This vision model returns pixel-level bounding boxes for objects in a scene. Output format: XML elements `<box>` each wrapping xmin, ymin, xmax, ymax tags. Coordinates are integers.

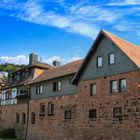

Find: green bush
<box><xmin>0</xmin><ymin>128</ymin><xmax>16</xmax><ymax>138</ymax></box>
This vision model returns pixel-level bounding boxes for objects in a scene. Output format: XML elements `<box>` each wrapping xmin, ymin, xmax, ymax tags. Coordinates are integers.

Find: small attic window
<box><xmin>97</xmin><ymin>56</ymin><xmax>103</xmax><ymax>67</ymax></box>
<box><xmin>109</xmin><ymin>53</ymin><xmax>115</xmax><ymax>65</ymax></box>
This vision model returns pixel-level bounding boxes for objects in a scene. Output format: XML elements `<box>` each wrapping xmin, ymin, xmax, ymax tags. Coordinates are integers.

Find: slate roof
<box><xmin>73</xmin><ymin>30</ymin><xmax>140</xmax><ymax>85</ymax></box>
<box><xmin>29</xmin><ymin>59</ymin><xmax>83</xmax><ymax>84</ymax></box>
<box><xmin>103</xmin><ymin>30</ymin><xmax>140</xmax><ymax>68</ymax></box>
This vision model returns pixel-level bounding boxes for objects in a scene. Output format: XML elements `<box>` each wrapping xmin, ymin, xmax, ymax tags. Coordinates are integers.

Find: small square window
<box><xmin>31</xmin><ymin>112</ymin><xmax>35</xmax><ymax>124</ymax></box>
<box><xmin>69</xmin><ymin>78</ymin><xmax>73</xmax><ymax>84</ymax></box>
<box><xmin>53</xmin><ymin>82</ymin><xmax>61</xmax><ymax>92</ymax></box>
<box><xmin>113</xmin><ymin>107</ymin><xmax>122</xmax><ymax>121</ymax></box>
<box><xmin>22</xmin><ymin>113</ymin><xmax>26</xmax><ymax>124</ymax></box>
<box><xmin>40</xmin><ymin>103</ymin><xmax>45</xmax><ymax>115</ymax></box>
<box><xmin>16</xmin><ymin>113</ymin><xmax>20</xmax><ymax>124</ymax></box>
<box><xmin>110</xmin><ymin>80</ymin><xmax>118</xmax><ymax>93</ymax></box>
<box><xmin>119</xmin><ymin>79</ymin><xmax>126</xmax><ymax>92</ymax></box>
<box><xmin>65</xmin><ymin>110</ymin><xmax>71</xmax><ymax>119</ymax></box>
<box><xmin>109</xmin><ymin>53</ymin><xmax>115</xmax><ymax>65</ymax></box>
<box><xmin>48</xmin><ymin>102</ymin><xmax>54</xmax><ymax>116</ymax></box>
<box><xmin>97</xmin><ymin>56</ymin><xmax>103</xmax><ymax>67</ymax></box>
<box><xmin>89</xmin><ymin>109</ymin><xmax>97</xmax><ymax>119</ymax></box>
<box><xmin>90</xmin><ymin>84</ymin><xmax>96</xmax><ymax>96</ymax></box>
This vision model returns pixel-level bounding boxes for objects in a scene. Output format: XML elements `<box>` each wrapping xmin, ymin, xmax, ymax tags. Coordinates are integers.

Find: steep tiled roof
<box><xmin>29</xmin><ymin>59</ymin><xmax>83</xmax><ymax>84</ymax></box>
<box><xmin>3</xmin><ymin>62</ymin><xmax>53</xmax><ymax>89</ymax></box>
<box><xmin>32</xmin><ymin>62</ymin><xmax>53</xmax><ymax>69</ymax></box>
<box><xmin>3</xmin><ymin>76</ymin><xmax>32</xmax><ymax>89</ymax></box>
<box><xmin>11</xmin><ymin>62</ymin><xmax>53</xmax><ymax>74</ymax></box>
<box><xmin>103</xmin><ymin>30</ymin><xmax>140</xmax><ymax>68</ymax></box>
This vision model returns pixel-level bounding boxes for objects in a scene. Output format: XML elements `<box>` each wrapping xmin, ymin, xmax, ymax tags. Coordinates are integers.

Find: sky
<box><xmin>0</xmin><ymin>0</ymin><xmax>140</xmax><ymax>65</ymax></box>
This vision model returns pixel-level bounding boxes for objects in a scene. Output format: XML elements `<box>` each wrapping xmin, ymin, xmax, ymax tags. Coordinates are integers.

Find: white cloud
<box><xmin>45</xmin><ymin>55</ymin><xmax>82</xmax><ymax>65</ymax></box>
<box><xmin>67</xmin><ymin>56</ymin><xmax>82</xmax><ymax>63</ymax></box>
<box><xmin>16</xmin><ymin>0</ymin><xmax>99</xmax><ymax>38</ymax></box>
<box><xmin>107</xmin><ymin>0</ymin><xmax>140</xmax><ymax>6</ymax></box>
<box><xmin>70</xmin><ymin>5</ymin><xmax>120</xmax><ymax>23</ymax></box>
<box><xmin>0</xmin><ymin>55</ymin><xmax>29</xmax><ymax>64</ymax></box>
<box><xmin>0</xmin><ymin>54</ymin><xmax>83</xmax><ymax>65</ymax></box>
<box><xmin>45</xmin><ymin>56</ymin><xmax>64</xmax><ymax>65</ymax></box>
<box><xmin>0</xmin><ymin>0</ymin><xmax>140</xmax><ymax>38</ymax></box>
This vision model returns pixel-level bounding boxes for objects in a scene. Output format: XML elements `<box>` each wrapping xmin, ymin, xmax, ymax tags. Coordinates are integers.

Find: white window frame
<box><xmin>97</xmin><ymin>56</ymin><xmax>103</xmax><ymax>67</ymax></box>
<box><xmin>109</xmin><ymin>53</ymin><xmax>115</xmax><ymax>65</ymax></box>
<box><xmin>90</xmin><ymin>84</ymin><xmax>96</xmax><ymax>96</ymax></box>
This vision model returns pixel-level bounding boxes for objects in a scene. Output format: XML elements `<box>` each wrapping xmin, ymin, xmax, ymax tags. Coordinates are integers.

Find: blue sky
<box><xmin>0</xmin><ymin>0</ymin><xmax>140</xmax><ymax>64</ymax></box>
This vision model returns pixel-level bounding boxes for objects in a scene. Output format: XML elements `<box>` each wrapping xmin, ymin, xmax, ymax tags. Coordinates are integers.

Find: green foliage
<box><xmin>0</xmin><ymin>63</ymin><xmax>26</xmax><ymax>73</ymax></box>
<box><xmin>0</xmin><ymin>128</ymin><xmax>16</xmax><ymax>138</ymax></box>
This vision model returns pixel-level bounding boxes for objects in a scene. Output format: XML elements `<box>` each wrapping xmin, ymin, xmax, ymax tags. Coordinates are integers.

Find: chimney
<box><xmin>53</xmin><ymin>60</ymin><xmax>60</xmax><ymax>67</ymax></box>
<box><xmin>29</xmin><ymin>53</ymin><xmax>38</xmax><ymax>65</ymax></box>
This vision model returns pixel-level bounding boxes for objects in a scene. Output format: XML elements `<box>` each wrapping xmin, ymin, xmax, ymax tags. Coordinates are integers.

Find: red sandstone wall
<box><xmin>1</xmin><ymin>71</ymin><xmax>140</xmax><ymax>140</ymax></box>
<box><xmin>0</xmin><ymin>104</ymin><xmax>28</xmax><ymax>139</ymax></box>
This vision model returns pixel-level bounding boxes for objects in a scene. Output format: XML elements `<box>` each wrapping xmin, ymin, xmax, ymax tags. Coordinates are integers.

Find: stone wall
<box><xmin>1</xmin><ymin>71</ymin><xmax>140</xmax><ymax>140</ymax></box>
<box><xmin>0</xmin><ymin>103</ymin><xmax>28</xmax><ymax>139</ymax></box>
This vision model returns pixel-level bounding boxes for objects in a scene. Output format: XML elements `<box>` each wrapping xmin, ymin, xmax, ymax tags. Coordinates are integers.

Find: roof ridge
<box><xmin>102</xmin><ymin>30</ymin><xmax>140</xmax><ymax>49</ymax></box>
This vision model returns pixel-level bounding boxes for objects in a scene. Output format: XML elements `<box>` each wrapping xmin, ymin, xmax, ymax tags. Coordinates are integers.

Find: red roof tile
<box><xmin>29</xmin><ymin>60</ymin><xmax>83</xmax><ymax>84</ymax></box>
<box><xmin>103</xmin><ymin>30</ymin><xmax>140</xmax><ymax>68</ymax></box>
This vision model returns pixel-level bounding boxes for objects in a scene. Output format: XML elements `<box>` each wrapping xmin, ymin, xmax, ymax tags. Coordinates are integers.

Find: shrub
<box><xmin>0</xmin><ymin>128</ymin><xmax>16</xmax><ymax>138</ymax></box>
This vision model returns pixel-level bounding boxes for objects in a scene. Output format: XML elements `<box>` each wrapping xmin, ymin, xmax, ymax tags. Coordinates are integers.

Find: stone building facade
<box><xmin>1</xmin><ymin>30</ymin><xmax>140</xmax><ymax>140</ymax></box>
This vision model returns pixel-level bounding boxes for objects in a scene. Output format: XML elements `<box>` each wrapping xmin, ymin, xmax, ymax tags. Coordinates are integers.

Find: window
<box><xmin>89</xmin><ymin>109</ymin><xmax>97</xmax><ymax>119</ymax></box>
<box><xmin>31</xmin><ymin>112</ymin><xmax>35</xmax><ymax>124</ymax></box>
<box><xmin>69</xmin><ymin>78</ymin><xmax>73</xmax><ymax>84</ymax></box>
<box><xmin>97</xmin><ymin>56</ymin><xmax>103</xmax><ymax>67</ymax></box>
<box><xmin>9</xmin><ymin>77</ymin><xmax>12</xmax><ymax>84</ymax></box>
<box><xmin>119</xmin><ymin>79</ymin><xmax>126</xmax><ymax>92</ymax></box>
<box><xmin>109</xmin><ymin>53</ymin><xmax>115</xmax><ymax>64</ymax></box>
<box><xmin>48</xmin><ymin>102</ymin><xmax>54</xmax><ymax>116</ymax></box>
<box><xmin>25</xmin><ymin>71</ymin><xmax>29</xmax><ymax>78</ymax></box>
<box><xmin>110</xmin><ymin>80</ymin><xmax>118</xmax><ymax>93</ymax></box>
<box><xmin>36</xmin><ymin>85</ymin><xmax>43</xmax><ymax>95</ymax></box>
<box><xmin>22</xmin><ymin>113</ymin><xmax>26</xmax><ymax>124</ymax></box>
<box><xmin>65</xmin><ymin>110</ymin><xmax>71</xmax><ymax>119</ymax></box>
<box><xmin>53</xmin><ymin>82</ymin><xmax>61</xmax><ymax>92</ymax></box>
<box><xmin>12</xmin><ymin>88</ymin><xmax>17</xmax><ymax>98</ymax></box>
<box><xmin>16</xmin><ymin>74</ymin><xmax>20</xmax><ymax>82</ymax></box>
<box><xmin>16</xmin><ymin>113</ymin><xmax>20</xmax><ymax>123</ymax></box>
<box><xmin>113</xmin><ymin>107</ymin><xmax>122</xmax><ymax>121</ymax></box>
<box><xmin>40</xmin><ymin>103</ymin><xmax>45</xmax><ymax>115</ymax></box>
<box><xmin>90</xmin><ymin>84</ymin><xmax>96</xmax><ymax>96</ymax></box>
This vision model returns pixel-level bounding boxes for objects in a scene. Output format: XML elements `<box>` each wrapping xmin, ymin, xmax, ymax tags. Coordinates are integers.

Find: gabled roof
<box><xmin>3</xmin><ymin>76</ymin><xmax>33</xmax><ymax>89</ymax></box>
<box><xmin>103</xmin><ymin>30</ymin><xmax>140</xmax><ymax>68</ymax></box>
<box><xmin>3</xmin><ymin>62</ymin><xmax>53</xmax><ymax>89</ymax></box>
<box><xmin>73</xmin><ymin>30</ymin><xmax>140</xmax><ymax>85</ymax></box>
<box><xmin>29</xmin><ymin>59</ymin><xmax>83</xmax><ymax>85</ymax></box>
<box><xmin>11</xmin><ymin>62</ymin><xmax>53</xmax><ymax>74</ymax></box>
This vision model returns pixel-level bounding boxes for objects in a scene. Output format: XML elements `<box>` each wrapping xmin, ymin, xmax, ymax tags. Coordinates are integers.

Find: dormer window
<box><xmin>109</xmin><ymin>53</ymin><xmax>115</xmax><ymax>65</ymax></box>
<box><xmin>25</xmin><ymin>70</ymin><xmax>29</xmax><ymax>78</ymax></box>
<box><xmin>97</xmin><ymin>56</ymin><xmax>103</xmax><ymax>67</ymax></box>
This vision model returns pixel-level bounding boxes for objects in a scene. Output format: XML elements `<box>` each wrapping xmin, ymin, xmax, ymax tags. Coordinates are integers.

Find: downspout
<box><xmin>25</xmin><ymin>86</ymin><xmax>30</xmax><ymax>140</ymax></box>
